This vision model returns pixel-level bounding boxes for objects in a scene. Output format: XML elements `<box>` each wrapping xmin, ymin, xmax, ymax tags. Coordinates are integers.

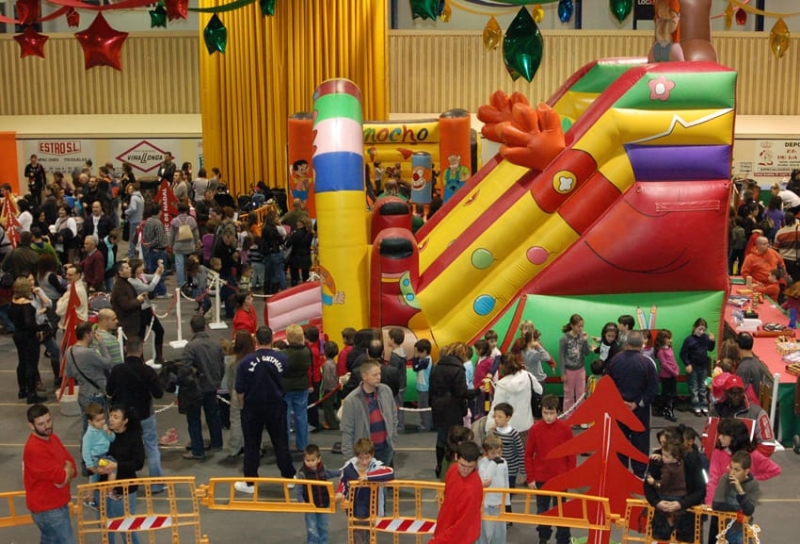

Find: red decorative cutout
<box><xmin>74</xmin><ymin>13</ymin><xmax>129</xmax><ymax>71</ymax></box>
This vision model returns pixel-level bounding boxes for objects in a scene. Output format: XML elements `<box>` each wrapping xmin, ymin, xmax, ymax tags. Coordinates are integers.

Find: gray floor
<box><xmin>1</xmin><ymin>273</ymin><xmax>799</xmax><ymax>543</ymax></box>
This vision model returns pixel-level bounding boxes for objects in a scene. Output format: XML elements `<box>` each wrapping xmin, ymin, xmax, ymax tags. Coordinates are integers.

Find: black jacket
<box><xmin>107</xmin><ymin>356</ymin><xmax>164</xmax><ymax>421</ymax></box>
<box><xmin>644</xmin><ymin>449</ymin><xmax>706</xmax><ymax>509</ymax></box>
<box><xmin>429</xmin><ymin>355</ymin><xmax>470</xmax><ymax>429</ymax></box>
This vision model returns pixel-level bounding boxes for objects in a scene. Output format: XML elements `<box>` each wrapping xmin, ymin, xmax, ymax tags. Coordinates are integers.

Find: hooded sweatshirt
<box><xmin>485</xmin><ymin>370</ymin><xmax>543</xmax><ymax>434</ymax></box>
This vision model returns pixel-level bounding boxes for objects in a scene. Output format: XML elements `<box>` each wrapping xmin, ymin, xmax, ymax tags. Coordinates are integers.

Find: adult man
<box><xmin>110</xmin><ymin>261</ymin><xmax>145</xmax><ymax>341</ymax></box>
<box><xmin>429</xmin><ymin>441</ymin><xmax>483</xmax><ymax>544</ymax></box>
<box><xmin>106</xmin><ymin>336</ymin><xmax>165</xmax><ymax>493</ymax></box>
<box><xmin>1</xmin><ymin>231</ymin><xmax>39</xmax><ymax>279</ymax></box>
<box><xmin>711</xmin><ymin>374</ymin><xmax>775</xmax><ymax>457</ymax></box>
<box><xmin>387</xmin><ymin>328</ymin><xmax>408</xmax><ymax>432</ymax></box>
<box><xmin>65</xmin><ymin>321</ymin><xmax>113</xmax><ymax>439</ymax></box>
<box><xmin>171</xmin><ymin>171</ymin><xmax>189</xmax><ymax>202</ymax></box>
<box><xmin>80</xmin><ymin>236</ymin><xmax>105</xmax><ymax>292</ymax></box>
<box><xmin>157</xmin><ymin>151</ymin><xmax>177</xmax><ymax>183</ymax></box>
<box><xmin>234</xmin><ymin>326</ymin><xmax>295</xmax><ymax>494</ymax></box>
<box><xmin>280</xmin><ymin>198</ymin><xmax>308</xmax><ymax>228</ymax></box>
<box><xmin>56</xmin><ymin>265</ymin><xmax>88</xmax><ymax>328</ymax></box>
<box><xmin>735</xmin><ymin>332</ymin><xmax>764</xmax><ymax>405</ymax></box>
<box><xmin>741</xmin><ymin>235</ymin><xmax>786</xmax><ymax>284</ymax></box>
<box><xmin>169</xmin><ymin>202</ymin><xmax>199</xmax><ymax>287</ymax></box>
<box><xmin>605</xmin><ymin>330</ymin><xmax>659</xmax><ymax>478</ymax></box>
<box><xmin>96</xmin><ymin>309</ymin><xmax>124</xmax><ymax>366</ymax></box>
<box><xmin>97</xmin><ymin>229</ymin><xmax>119</xmax><ymax>292</ymax></box>
<box><xmin>774</xmin><ymin>212</ymin><xmax>800</xmax><ymax>280</ymax></box>
<box><xmin>124</xmin><ymin>182</ymin><xmax>144</xmax><ymax>258</ymax></box>
<box><xmin>192</xmin><ymin>168</ymin><xmax>210</xmax><ymax>205</ymax></box>
<box><xmin>181</xmin><ymin>316</ymin><xmax>225</xmax><ymax>461</ymax></box>
<box><xmin>340</xmin><ymin>359</ymin><xmax>397</xmax><ymax>466</ymax></box>
<box><xmin>141</xmin><ymin>204</ymin><xmax>168</xmax><ymax>297</ymax></box>
<box><xmin>30</xmin><ymin>227</ymin><xmax>60</xmax><ymax>266</ymax></box>
<box><xmin>24</xmin><ymin>154</ymin><xmax>46</xmax><ymax>208</ymax></box>
<box><xmin>23</xmin><ymin>404</ymin><xmax>77</xmax><ymax>544</ymax></box>
<box><xmin>82</xmin><ymin>201</ymin><xmax>112</xmax><ymax>241</ymax></box>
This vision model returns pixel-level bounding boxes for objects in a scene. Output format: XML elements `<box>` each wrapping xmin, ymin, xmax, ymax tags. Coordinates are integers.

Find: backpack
<box><xmin>176</xmin><ymin>219</ymin><xmax>193</xmax><ymax>242</ymax></box>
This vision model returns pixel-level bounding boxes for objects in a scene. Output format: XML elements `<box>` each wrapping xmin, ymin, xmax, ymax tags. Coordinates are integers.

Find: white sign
<box><xmin>110</xmin><ymin>139</ymin><xmax>181</xmax><ymax>175</ymax></box>
<box><xmin>20</xmin><ymin>139</ymin><xmax>97</xmax><ymax>176</ymax></box>
<box><xmin>753</xmin><ymin>139</ymin><xmax>800</xmax><ymax>178</ymax></box>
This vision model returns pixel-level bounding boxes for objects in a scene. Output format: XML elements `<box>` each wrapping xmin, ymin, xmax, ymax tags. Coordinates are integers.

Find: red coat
<box><xmin>430</xmin><ymin>464</ymin><xmax>483</xmax><ymax>544</ymax></box>
<box><xmin>525</xmin><ymin>418</ymin><xmax>576</xmax><ymax>483</ymax></box>
<box><xmin>337</xmin><ymin>345</ymin><xmax>353</xmax><ymax>376</ymax></box>
<box><xmin>307</xmin><ymin>340</ymin><xmax>325</xmax><ymax>384</ymax></box>
<box><xmin>232</xmin><ymin>306</ymin><xmax>258</xmax><ymax>336</ymax></box>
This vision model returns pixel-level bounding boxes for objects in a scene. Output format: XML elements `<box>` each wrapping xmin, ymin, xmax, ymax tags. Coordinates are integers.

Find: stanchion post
<box><xmin>117</xmin><ymin>326</ymin><xmax>124</xmax><ymax>355</ymax></box>
<box><xmin>770</xmin><ymin>372</ymin><xmax>780</xmax><ymax>441</ymax></box>
<box><xmin>209</xmin><ymin>274</ymin><xmax>228</xmax><ymax>330</ymax></box>
<box><xmin>169</xmin><ymin>287</ymin><xmax>188</xmax><ymax>349</ymax></box>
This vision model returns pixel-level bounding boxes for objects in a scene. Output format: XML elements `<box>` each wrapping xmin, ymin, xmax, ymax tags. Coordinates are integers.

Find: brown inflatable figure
<box><xmin>648</xmin><ymin>0</ymin><xmax>717</xmax><ymax>63</ymax></box>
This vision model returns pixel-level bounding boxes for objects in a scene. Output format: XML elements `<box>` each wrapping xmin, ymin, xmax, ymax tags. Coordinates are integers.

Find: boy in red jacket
<box><xmin>525</xmin><ymin>395</ymin><xmax>576</xmax><ymax>544</ymax></box>
<box><xmin>430</xmin><ymin>441</ymin><xmax>483</xmax><ymax>544</ymax></box>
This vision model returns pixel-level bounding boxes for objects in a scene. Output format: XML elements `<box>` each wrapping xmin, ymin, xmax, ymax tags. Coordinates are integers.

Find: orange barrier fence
<box><xmin>0</xmin><ymin>491</ymin><xmax>33</xmax><ymax>529</ymax></box>
<box><xmin>196</xmin><ymin>477</ymin><xmax>335</xmax><ymax>514</ymax></box>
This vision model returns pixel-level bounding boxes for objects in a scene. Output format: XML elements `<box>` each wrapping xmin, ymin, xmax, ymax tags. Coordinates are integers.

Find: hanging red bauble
<box><xmin>74</xmin><ymin>13</ymin><xmax>129</xmax><ymax>71</ymax></box>
<box><xmin>15</xmin><ymin>0</ymin><xmax>41</xmax><ymax>25</ymax></box>
<box><xmin>13</xmin><ymin>26</ymin><xmax>48</xmax><ymax>58</ymax></box>
<box><xmin>66</xmin><ymin>7</ymin><xmax>80</xmax><ymax>28</ymax></box>
<box><xmin>735</xmin><ymin>8</ymin><xmax>747</xmax><ymax>26</ymax></box>
<box><xmin>165</xmin><ymin>0</ymin><xmax>188</xmax><ymax>21</ymax></box>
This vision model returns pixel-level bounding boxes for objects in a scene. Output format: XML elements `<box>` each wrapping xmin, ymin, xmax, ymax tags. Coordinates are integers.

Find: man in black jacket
<box><xmin>106</xmin><ymin>336</ymin><xmax>165</xmax><ymax>494</ymax></box>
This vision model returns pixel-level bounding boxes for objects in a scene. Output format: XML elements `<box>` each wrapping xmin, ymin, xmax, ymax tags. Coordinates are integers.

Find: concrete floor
<box><xmin>1</xmin><ymin>273</ymin><xmax>799</xmax><ymax>543</ymax></box>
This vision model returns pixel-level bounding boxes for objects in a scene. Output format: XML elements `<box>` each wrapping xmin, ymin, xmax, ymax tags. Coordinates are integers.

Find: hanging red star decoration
<box><xmin>165</xmin><ymin>0</ymin><xmax>188</xmax><ymax>21</ymax></box>
<box><xmin>65</xmin><ymin>8</ymin><xmax>80</xmax><ymax>28</ymax></box>
<box><xmin>13</xmin><ymin>26</ymin><xmax>49</xmax><ymax>58</ymax></box>
<box><xmin>15</xmin><ymin>0</ymin><xmax>41</xmax><ymax>26</ymax></box>
<box><xmin>74</xmin><ymin>13</ymin><xmax>129</xmax><ymax>71</ymax></box>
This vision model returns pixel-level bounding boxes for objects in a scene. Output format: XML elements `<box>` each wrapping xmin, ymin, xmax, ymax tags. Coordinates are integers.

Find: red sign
<box><xmin>38</xmin><ymin>141</ymin><xmax>82</xmax><ymax>155</ymax></box>
<box><xmin>156</xmin><ymin>180</ymin><xmax>178</xmax><ymax>233</ymax></box>
<box><xmin>115</xmin><ymin>140</ymin><xmax>168</xmax><ymax>174</ymax></box>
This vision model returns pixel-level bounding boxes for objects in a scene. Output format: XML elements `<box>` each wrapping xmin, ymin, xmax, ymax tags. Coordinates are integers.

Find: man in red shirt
<box><xmin>23</xmin><ymin>404</ymin><xmax>77</xmax><ymax>544</ymax></box>
<box><xmin>741</xmin><ymin>235</ymin><xmax>785</xmax><ymax>284</ymax></box>
<box><xmin>429</xmin><ymin>441</ymin><xmax>483</xmax><ymax>544</ymax></box>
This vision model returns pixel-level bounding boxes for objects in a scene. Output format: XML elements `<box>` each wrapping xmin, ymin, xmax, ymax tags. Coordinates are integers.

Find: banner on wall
<box><xmin>110</xmin><ymin>139</ymin><xmax>182</xmax><ymax>175</ymax></box>
<box><xmin>753</xmin><ymin>140</ymin><xmax>800</xmax><ymax>179</ymax></box>
<box><xmin>634</xmin><ymin>0</ymin><xmax>655</xmax><ymax>22</ymax></box>
<box><xmin>20</xmin><ymin>139</ymin><xmax>97</xmax><ymax>176</ymax></box>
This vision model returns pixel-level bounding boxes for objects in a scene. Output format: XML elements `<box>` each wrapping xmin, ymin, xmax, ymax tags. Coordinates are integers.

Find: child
<box><xmin>461</xmin><ymin>344</ymin><xmax>477</xmax><ymax>423</ymax></box>
<box><xmin>679</xmin><ymin>317</ymin><xmax>716</xmax><ymax>416</ymax></box>
<box><xmin>237</xmin><ymin>263</ymin><xmax>253</xmax><ymax>293</ymax></box>
<box><xmin>559</xmin><ymin>314</ymin><xmax>591</xmax><ymax>413</ymax></box>
<box><xmin>477</xmin><ymin>435</ymin><xmax>508</xmax><ymax>544</ymax></box>
<box><xmin>440</xmin><ymin>425</ymin><xmax>474</xmax><ymax>481</ymax></box>
<box><xmin>295</xmin><ymin>444</ymin><xmax>340</xmax><ymax>544</ymax></box>
<box><xmin>412</xmin><ymin>339</ymin><xmax>432</xmax><ymax>432</ymax></box>
<box><xmin>335</xmin><ymin>438</ymin><xmax>394</xmax><ymax>544</ymax></box>
<box><xmin>617</xmin><ymin>314</ymin><xmax>635</xmax><ymax>347</ymax></box>
<box><xmin>752</xmin><ymin>268</ymin><xmax>781</xmax><ymax>301</ymax></box>
<box><xmin>386</xmin><ymin>328</ymin><xmax>407</xmax><ymax>433</ymax></box>
<box><xmin>646</xmin><ymin>442</ymin><xmax>686</xmax><ymax>538</ymax></box>
<box><xmin>592</xmin><ymin>322</ymin><xmax>620</xmax><ymax>375</ymax></box>
<box><xmin>473</xmin><ymin>339</ymin><xmax>494</xmax><ymax>420</ymax></box>
<box><xmin>320</xmin><ymin>341</ymin><xmax>339</xmax><ymax>430</ymax></box>
<box><xmin>521</xmin><ymin>328</ymin><xmax>552</xmax><ymax>386</ymax></box>
<box><xmin>82</xmin><ymin>403</ymin><xmax>116</xmax><ymax>508</ymax></box>
<box><xmin>485</xmin><ymin>329</ymin><xmax>501</xmax><ymax>358</ymax></box>
<box><xmin>641</xmin><ymin>330</ymin><xmax>655</xmax><ymax>361</ymax></box>
<box><xmin>489</xmin><ymin>403</ymin><xmax>524</xmax><ymax>518</ymax></box>
<box><xmin>711</xmin><ymin>356</ymin><xmax>736</xmax><ymax>405</ymax></box>
<box><xmin>525</xmin><ymin>394</ymin><xmax>575</xmax><ymax>544</ymax></box>
<box><xmin>655</xmin><ymin>329</ymin><xmax>679</xmax><ymax>422</ymax></box>
<box><xmin>711</xmin><ymin>450</ymin><xmax>760</xmax><ymax>544</ymax></box>
<box><xmin>337</xmin><ymin>327</ymin><xmax>356</xmax><ymax>377</ymax></box>
<box><xmin>186</xmin><ymin>254</ymin><xmax>212</xmax><ymax>315</ymax></box>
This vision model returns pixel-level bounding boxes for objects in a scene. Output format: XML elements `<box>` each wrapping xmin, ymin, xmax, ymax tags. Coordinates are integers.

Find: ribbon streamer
<box><xmin>46</xmin><ymin>0</ymin><xmax>157</xmax><ymax>12</ymax></box>
<box><xmin>0</xmin><ymin>4</ymin><xmax>69</xmax><ymax>24</ymax></box>
<box><xmin>188</xmin><ymin>0</ymin><xmax>256</xmax><ymax>13</ymax></box>
<box><xmin>730</xmin><ymin>0</ymin><xmax>800</xmax><ymax>18</ymax></box>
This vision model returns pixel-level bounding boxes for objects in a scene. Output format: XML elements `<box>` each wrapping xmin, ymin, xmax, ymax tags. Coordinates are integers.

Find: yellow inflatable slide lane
<box><xmin>414</xmin><ymin>62</ymin><xmax>736</xmax><ymax>347</ymax></box>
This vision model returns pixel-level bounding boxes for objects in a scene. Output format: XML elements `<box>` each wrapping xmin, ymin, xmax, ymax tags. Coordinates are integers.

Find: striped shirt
<box><xmin>97</xmin><ymin>330</ymin><xmax>123</xmax><ymax>366</ymax></box>
<box><xmin>362</xmin><ymin>390</ymin><xmax>388</xmax><ymax>451</ymax></box>
<box><xmin>492</xmin><ymin>426</ymin><xmax>525</xmax><ymax>480</ymax></box>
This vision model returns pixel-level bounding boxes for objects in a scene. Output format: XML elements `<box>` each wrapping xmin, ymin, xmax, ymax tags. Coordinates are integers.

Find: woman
<box><xmin>96</xmin><ymin>404</ymin><xmax>145</xmax><ymax>544</ymax></box>
<box><xmin>169</xmin><ymin>202</ymin><xmax>199</xmax><ymax>287</ymax></box>
<box><xmin>128</xmin><ymin>259</ymin><xmax>165</xmax><ymax>364</ymax></box>
<box><xmin>232</xmin><ymin>291</ymin><xmax>257</xmax><ymax>336</ymax></box>
<box><xmin>28</xmin><ymin>270</ymin><xmax>61</xmax><ymax>390</ymax></box>
<box><xmin>110</xmin><ymin>262</ymin><xmax>146</xmax><ymax>342</ymax></box>
<box><xmin>283</xmin><ymin>324</ymin><xmax>312</xmax><ymax>452</ymax></box>
<box><xmin>223</xmin><ymin>331</ymin><xmax>255</xmax><ymax>460</ymax></box>
<box><xmin>8</xmin><ymin>277</ymin><xmax>46</xmax><ymax>404</ymax></box>
<box><xmin>260</xmin><ymin>210</ymin><xmax>287</xmax><ymax>294</ymax></box>
<box><xmin>762</xmin><ymin>195</ymin><xmax>784</xmax><ymax>242</ymax></box>
<box><xmin>643</xmin><ymin>426</ymin><xmax>706</xmax><ymax>543</ymax></box>
<box><xmin>285</xmin><ymin>216</ymin><xmax>313</xmax><ymax>286</ymax></box>
<box><xmin>429</xmin><ymin>342</ymin><xmax>473</xmax><ymax>478</ymax></box>
<box><xmin>704</xmin><ymin>418</ymin><xmax>781</xmax><ymax>544</ymax></box>
<box><xmin>485</xmin><ymin>351</ymin><xmax>542</xmax><ymax>440</ymax></box>
<box><xmin>52</xmin><ymin>204</ymin><xmax>78</xmax><ymax>265</ymax></box>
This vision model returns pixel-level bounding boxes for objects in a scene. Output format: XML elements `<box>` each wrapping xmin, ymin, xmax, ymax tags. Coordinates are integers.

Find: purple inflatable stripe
<box><xmin>625</xmin><ymin>145</ymin><xmax>731</xmax><ymax>181</ymax></box>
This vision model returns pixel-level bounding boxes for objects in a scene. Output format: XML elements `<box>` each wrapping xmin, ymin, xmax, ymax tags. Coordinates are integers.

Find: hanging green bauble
<box><xmin>502</xmin><ymin>7</ymin><xmax>544</xmax><ymax>82</ymax></box>
<box><xmin>259</xmin><ymin>0</ymin><xmax>276</xmax><ymax>16</ymax></box>
<box><xmin>609</xmin><ymin>0</ymin><xmax>632</xmax><ymax>23</ymax></box>
<box><xmin>203</xmin><ymin>14</ymin><xmax>227</xmax><ymax>54</ymax></box>
<box><xmin>149</xmin><ymin>5</ymin><xmax>167</xmax><ymax>28</ymax></box>
<box><xmin>410</xmin><ymin>0</ymin><xmax>438</xmax><ymax>20</ymax></box>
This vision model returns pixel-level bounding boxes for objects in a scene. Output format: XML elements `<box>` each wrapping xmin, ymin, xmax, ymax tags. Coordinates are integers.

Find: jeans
<box><xmin>267</xmin><ymin>252</ymin><xmax>286</xmax><ymax>291</ymax></box>
<box><xmin>417</xmin><ymin>390</ymin><xmax>431</xmax><ymax>430</ymax></box>
<box><xmin>140</xmin><ymin>415</ymin><xmax>164</xmax><ymax>492</ymax></box>
<box><xmin>374</xmin><ymin>444</ymin><xmax>394</xmax><ymax>468</ymax></box>
<box><xmin>251</xmin><ymin>262</ymin><xmax>265</xmax><ymax>291</ymax></box>
<box><xmin>284</xmin><ymin>390</ymin><xmax>309</xmax><ymax>451</ymax></box>
<box><xmin>187</xmin><ymin>391</ymin><xmax>224</xmax><ymax>458</ymax></box>
<box><xmin>31</xmin><ymin>504</ymin><xmax>75</xmax><ymax>544</ymax></box>
<box><xmin>304</xmin><ymin>512</ymin><xmax>330</xmax><ymax>544</ymax></box>
<box><xmin>0</xmin><ymin>303</ymin><xmax>15</xmax><ymax>332</ymax></box>
<box><xmin>106</xmin><ymin>491</ymin><xmax>139</xmax><ymax>544</ymax></box>
<box><xmin>174</xmin><ymin>252</ymin><xmax>190</xmax><ymax>287</ymax></box>
<box><xmin>127</xmin><ymin>221</ymin><xmax>140</xmax><ymax>258</ymax></box>
<box><xmin>535</xmin><ymin>483</ymin><xmax>571</xmax><ymax>544</ymax></box>
<box><xmin>145</xmin><ymin>248</ymin><xmax>167</xmax><ymax>296</ymax></box>
<box><xmin>688</xmin><ymin>363</ymin><xmax>709</xmax><ymax>411</ymax></box>
<box><xmin>395</xmin><ymin>390</ymin><xmax>405</xmax><ymax>431</ymax></box>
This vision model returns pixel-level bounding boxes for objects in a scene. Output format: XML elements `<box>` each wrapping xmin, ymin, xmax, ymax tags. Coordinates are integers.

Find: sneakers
<box><xmin>182</xmin><ymin>452</ymin><xmax>205</xmax><ymax>461</ymax></box>
<box><xmin>701</xmin><ymin>408</ymin><xmax>709</xmax><ymax>416</ymax></box>
<box><xmin>287</xmin><ymin>483</ymin><xmax>296</xmax><ymax>490</ymax></box>
<box><xmin>159</xmin><ymin>428</ymin><xmax>179</xmax><ymax>446</ymax></box>
<box><xmin>82</xmin><ymin>500</ymin><xmax>99</xmax><ymax>512</ymax></box>
<box><xmin>693</xmin><ymin>408</ymin><xmax>702</xmax><ymax>417</ymax></box>
<box><xmin>234</xmin><ymin>481</ymin><xmax>254</xmax><ymax>494</ymax></box>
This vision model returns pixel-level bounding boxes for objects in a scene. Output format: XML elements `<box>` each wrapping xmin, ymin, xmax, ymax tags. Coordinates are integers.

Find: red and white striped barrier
<box><xmin>107</xmin><ymin>515</ymin><xmax>172</xmax><ymax>531</ymax></box>
<box><xmin>375</xmin><ymin>518</ymin><xmax>436</xmax><ymax>534</ymax></box>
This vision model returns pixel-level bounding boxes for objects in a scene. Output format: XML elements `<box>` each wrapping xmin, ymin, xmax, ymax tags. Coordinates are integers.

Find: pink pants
<box><xmin>563</xmin><ymin>367</ymin><xmax>586</xmax><ymax>412</ymax></box>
